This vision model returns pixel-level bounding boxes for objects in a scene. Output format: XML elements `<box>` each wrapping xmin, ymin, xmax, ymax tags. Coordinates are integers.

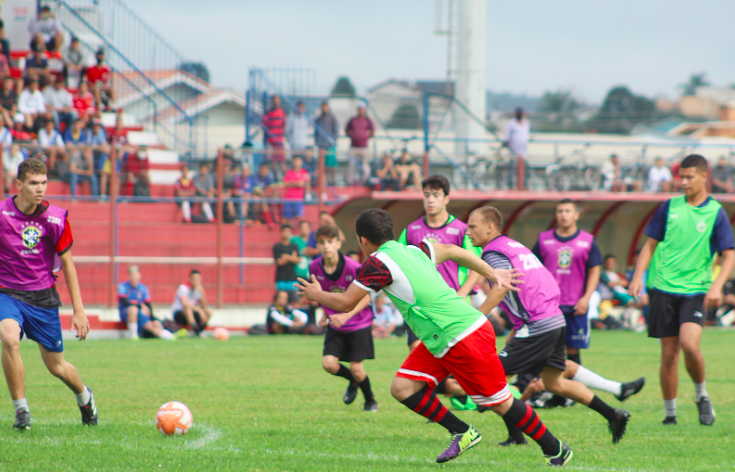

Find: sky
<box><xmin>124</xmin><ymin>0</ymin><xmax>735</xmax><ymax>104</ymax></box>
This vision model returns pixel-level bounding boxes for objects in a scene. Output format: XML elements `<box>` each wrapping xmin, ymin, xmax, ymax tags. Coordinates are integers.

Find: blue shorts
<box><xmin>275</xmin><ymin>281</ymin><xmax>298</xmax><ymax>292</ymax></box>
<box><xmin>282</xmin><ymin>202</ymin><xmax>304</xmax><ymax>219</ymax></box>
<box><xmin>561</xmin><ymin>306</ymin><xmax>590</xmax><ymax>349</ymax></box>
<box><xmin>0</xmin><ymin>293</ymin><xmax>63</xmax><ymax>352</ymax></box>
<box><xmin>119</xmin><ymin>305</ymin><xmax>152</xmax><ymax>336</ymax></box>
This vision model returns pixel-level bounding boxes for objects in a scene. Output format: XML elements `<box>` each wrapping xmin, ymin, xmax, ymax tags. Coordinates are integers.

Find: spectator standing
<box><xmin>118</xmin><ymin>265</ymin><xmax>179</xmax><ymax>340</ymax></box>
<box><xmin>261</xmin><ymin>94</ymin><xmax>287</xmax><ymax>177</ymax></box>
<box><xmin>73</xmin><ymin>81</ymin><xmax>96</xmax><ymax>121</ymax></box>
<box><xmin>273</xmin><ymin>224</ymin><xmax>300</xmax><ymax>299</ymax></box>
<box><xmin>2</xmin><ymin>144</ymin><xmax>23</xmax><ymax>192</ymax></box>
<box><xmin>28</xmin><ymin>6</ymin><xmax>64</xmax><ymax>53</ymax></box>
<box><xmin>0</xmin><ymin>19</ymin><xmax>10</xmax><ymax>64</ymax></box>
<box><xmin>86</xmin><ymin>49</ymin><xmax>114</xmax><ymax>111</ymax></box>
<box><xmin>43</xmin><ymin>74</ymin><xmax>75</xmax><ymax>129</ymax></box>
<box><xmin>314</xmin><ymin>101</ymin><xmax>339</xmax><ymax>185</ymax></box>
<box><xmin>345</xmin><ymin>104</ymin><xmax>374</xmax><ymax>184</ymax></box>
<box><xmin>38</xmin><ymin>119</ymin><xmax>65</xmax><ymax>173</ymax></box>
<box><xmin>18</xmin><ymin>79</ymin><xmax>47</xmax><ymax>130</ymax></box>
<box><xmin>285</xmin><ymin>101</ymin><xmax>309</xmax><ymax>154</ymax></box>
<box><xmin>711</xmin><ymin>157</ymin><xmax>732</xmax><ymax>194</ymax></box>
<box><xmin>282</xmin><ymin>155</ymin><xmax>310</xmax><ymax>222</ymax></box>
<box><xmin>0</xmin><ymin>76</ymin><xmax>17</xmax><ymax>125</ymax></box>
<box><xmin>291</xmin><ymin>220</ymin><xmax>311</xmax><ymax>281</ymax></box>
<box><xmin>63</xmin><ymin>37</ymin><xmax>87</xmax><ymax>88</ymax></box>
<box><xmin>503</xmin><ymin>107</ymin><xmax>530</xmax><ymax>188</ymax></box>
<box><xmin>0</xmin><ymin>43</ymin><xmax>9</xmax><ymax>82</ymax></box>
<box><xmin>191</xmin><ymin>162</ymin><xmax>216</xmax><ymax>222</ymax></box>
<box><xmin>602</xmin><ymin>154</ymin><xmax>626</xmax><ymax>192</ymax></box>
<box><xmin>394</xmin><ymin>149</ymin><xmax>422</xmax><ymax>191</ymax></box>
<box><xmin>174</xmin><ymin>164</ymin><xmax>198</xmax><ymax>223</ymax></box>
<box><xmin>24</xmin><ymin>43</ymin><xmax>51</xmax><ymax>87</ymax></box>
<box><xmin>171</xmin><ymin>269</ymin><xmax>212</xmax><ymax>335</ymax></box>
<box><xmin>647</xmin><ymin>157</ymin><xmax>673</xmax><ymax>193</ymax></box>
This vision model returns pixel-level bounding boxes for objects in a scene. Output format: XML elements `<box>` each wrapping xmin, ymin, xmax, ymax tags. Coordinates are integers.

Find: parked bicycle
<box><xmin>544</xmin><ymin>144</ymin><xmax>603</xmax><ymax>191</ymax></box>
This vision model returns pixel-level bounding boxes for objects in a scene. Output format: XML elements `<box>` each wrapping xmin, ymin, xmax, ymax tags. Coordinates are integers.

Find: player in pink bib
<box><xmin>0</xmin><ymin>158</ymin><xmax>97</xmax><ymax>430</ymax></box>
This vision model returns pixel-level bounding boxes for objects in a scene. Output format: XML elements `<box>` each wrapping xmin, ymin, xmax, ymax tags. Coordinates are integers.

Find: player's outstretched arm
<box><xmin>431</xmin><ymin>243</ymin><xmax>522</xmax><ymax>292</ymax></box>
<box><xmin>297</xmin><ymin>275</ymin><xmax>368</xmax><ymax>314</ymax></box>
<box><xmin>59</xmin><ymin>251</ymin><xmax>90</xmax><ymax>340</ymax></box>
<box><xmin>328</xmin><ymin>295</ymin><xmax>371</xmax><ymax>328</ymax></box>
<box><xmin>629</xmin><ymin>237</ymin><xmax>658</xmax><ymax>299</ymax></box>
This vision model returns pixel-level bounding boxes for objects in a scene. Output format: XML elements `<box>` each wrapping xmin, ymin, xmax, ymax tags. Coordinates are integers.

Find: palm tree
<box><xmin>679</xmin><ymin>73</ymin><xmax>710</xmax><ymax>96</ymax></box>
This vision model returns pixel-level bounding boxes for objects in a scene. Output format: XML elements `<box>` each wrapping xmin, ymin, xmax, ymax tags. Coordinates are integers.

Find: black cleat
<box><xmin>363</xmin><ymin>400</ymin><xmax>379</xmax><ymax>412</ymax></box>
<box><xmin>79</xmin><ymin>386</ymin><xmax>98</xmax><ymax>426</ymax></box>
<box><xmin>12</xmin><ymin>409</ymin><xmax>31</xmax><ymax>431</ymax></box>
<box><xmin>662</xmin><ymin>416</ymin><xmax>677</xmax><ymax>425</ymax></box>
<box><xmin>544</xmin><ymin>441</ymin><xmax>573</xmax><ymax>467</ymax></box>
<box><xmin>696</xmin><ymin>397</ymin><xmax>715</xmax><ymax>426</ymax></box>
<box><xmin>498</xmin><ymin>435</ymin><xmax>527</xmax><ymax>446</ymax></box>
<box><xmin>342</xmin><ymin>382</ymin><xmax>358</xmax><ymax>405</ymax></box>
<box><xmin>615</xmin><ymin>377</ymin><xmax>646</xmax><ymax>402</ymax></box>
<box><xmin>608</xmin><ymin>409</ymin><xmax>630</xmax><ymax>443</ymax></box>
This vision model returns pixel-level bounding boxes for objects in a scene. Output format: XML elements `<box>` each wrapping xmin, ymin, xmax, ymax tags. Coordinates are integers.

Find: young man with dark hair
<box><xmin>298</xmin><ymin>209</ymin><xmax>573</xmax><ymax>466</ymax></box>
<box><xmin>273</xmin><ymin>224</ymin><xmax>300</xmax><ymax>300</ymax></box>
<box><xmin>467</xmin><ymin>206</ymin><xmax>640</xmax><ymax>447</ymax></box>
<box><xmin>0</xmin><ymin>158</ymin><xmax>98</xmax><ymax>430</ymax></box>
<box><xmin>533</xmin><ymin>199</ymin><xmax>601</xmax><ymax>365</ymax></box>
<box><xmin>629</xmin><ymin>154</ymin><xmax>735</xmax><ymax>426</ymax></box>
<box><xmin>171</xmin><ymin>269</ymin><xmax>212</xmax><ymax>335</ymax></box>
<box><xmin>311</xmin><ymin>225</ymin><xmax>377</xmax><ymax>412</ymax></box>
<box><xmin>398</xmin><ymin>175</ymin><xmax>481</xmax><ymax>352</ymax></box>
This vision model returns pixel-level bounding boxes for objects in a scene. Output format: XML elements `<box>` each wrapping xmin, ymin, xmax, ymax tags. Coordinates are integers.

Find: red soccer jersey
<box><xmin>86</xmin><ymin>65</ymin><xmax>111</xmax><ymax>85</ymax></box>
<box><xmin>73</xmin><ymin>92</ymin><xmax>95</xmax><ymax>116</ymax></box>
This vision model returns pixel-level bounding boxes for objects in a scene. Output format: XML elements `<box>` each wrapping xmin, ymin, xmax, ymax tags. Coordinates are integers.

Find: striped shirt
<box><xmin>261</xmin><ymin>107</ymin><xmax>286</xmax><ymax>146</ymax></box>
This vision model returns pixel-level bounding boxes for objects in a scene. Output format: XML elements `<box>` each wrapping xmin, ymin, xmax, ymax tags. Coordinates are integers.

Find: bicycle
<box><xmin>544</xmin><ymin>144</ymin><xmax>603</xmax><ymax>191</ymax></box>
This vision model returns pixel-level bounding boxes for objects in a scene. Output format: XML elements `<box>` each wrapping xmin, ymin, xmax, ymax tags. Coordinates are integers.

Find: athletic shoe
<box><xmin>527</xmin><ymin>391</ymin><xmax>554</xmax><ymax>409</ymax></box>
<box><xmin>615</xmin><ymin>377</ymin><xmax>646</xmax><ymax>402</ymax></box>
<box><xmin>436</xmin><ymin>425</ymin><xmax>482</xmax><ymax>464</ymax></box>
<box><xmin>608</xmin><ymin>409</ymin><xmax>630</xmax><ymax>443</ymax></box>
<box><xmin>696</xmin><ymin>397</ymin><xmax>715</xmax><ymax>426</ymax></box>
<box><xmin>544</xmin><ymin>441</ymin><xmax>573</xmax><ymax>467</ymax></box>
<box><xmin>450</xmin><ymin>396</ymin><xmax>478</xmax><ymax>411</ymax></box>
<box><xmin>662</xmin><ymin>416</ymin><xmax>677</xmax><ymax>425</ymax></box>
<box><xmin>363</xmin><ymin>400</ymin><xmax>379</xmax><ymax>412</ymax></box>
<box><xmin>174</xmin><ymin>329</ymin><xmax>188</xmax><ymax>339</ymax></box>
<box><xmin>342</xmin><ymin>382</ymin><xmax>358</xmax><ymax>405</ymax></box>
<box><xmin>498</xmin><ymin>435</ymin><xmax>527</xmax><ymax>446</ymax></box>
<box><xmin>79</xmin><ymin>387</ymin><xmax>98</xmax><ymax>426</ymax></box>
<box><xmin>12</xmin><ymin>409</ymin><xmax>31</xmax><ymax>431</ymax></box>
<box><xmin>130</xmin><ymin>334</ymin><xmax>139</xmax><ymax>340</ymax></box>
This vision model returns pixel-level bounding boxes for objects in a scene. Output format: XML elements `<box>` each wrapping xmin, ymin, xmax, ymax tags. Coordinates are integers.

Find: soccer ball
<box><xmin>156</xmin><ymin>401</ymin><xmax>193</xmax><ymax>436</ymax></box>
<box><xmin>213</xmin><ymin>327</ymin><xmax>230</xmax><ymax>341</ymax></box>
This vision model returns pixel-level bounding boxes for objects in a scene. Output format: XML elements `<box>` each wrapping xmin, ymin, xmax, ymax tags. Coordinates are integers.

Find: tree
<box><xmin>586</xmin><ymin>86</ymin><xmax>656</xmax><ymax>134</ymax></box>
<box><xmin>179</xmin><ymin>62</ymin><xmax>210</xmax><ymax>83</ymax></box>
<box><xmin>331</xmin><ymin>76</ymin><xmax>356</xmax><ymax>97</ymax></box>
<box><xmin>534</xmin><ymin>89</ymin><xmax>583</xmax><ymax>132</ymax></box>
<box><xmin>679</xmin><ymin>73</ymin><xmax>710</xmax><ymax>96</ymax></box>
<box><xmin>387</xmin><ymin>103</ymin><xmax>421</xmax><ymax>129</ymax></box>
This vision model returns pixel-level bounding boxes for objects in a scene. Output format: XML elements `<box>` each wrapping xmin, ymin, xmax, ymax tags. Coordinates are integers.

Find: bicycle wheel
<box><xmin>471</xmin><ymin>159</ymin><xmax>495</xmax><ymax>189</ymax></box>
<box><xmin>584</xmin><ymin>166</ymin><xmax>603</xmax><ymax>190</ymax></box>
<box><xmin>545</xmin><ymin>165</ymin><xmax>564</xmax><ymax>191</ymax></box>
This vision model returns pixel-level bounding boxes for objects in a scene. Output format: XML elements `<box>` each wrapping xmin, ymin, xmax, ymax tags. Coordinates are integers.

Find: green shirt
<box><xmin>354</xmin><ymin>240</ymin><xmax>485</xmax><ymax>357</ymax></box>
<box><xmin>290</xmin><ymin>236</ymin><xmax>309</xmax><ymax>279</ymax></box>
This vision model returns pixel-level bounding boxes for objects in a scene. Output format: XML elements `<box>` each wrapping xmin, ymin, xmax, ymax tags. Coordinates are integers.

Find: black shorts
<box><xmin>173</xmin><ymin>310</ymin><xmax>206</xmax><ymax>327</ymax></box>
<box><xmin>406</xmin><ymin>326</ymin><xmax>420</xmax><ymax>346</ymax></box>
<box><xmin>499</xmin><ymin>327</ymin><xmax>567</xmax><ymax>376</ymax></box>
<box><xmin>323</xmin><ymin>326</ymin><xmax>374</xmax><ymax>362</ymax></box>
<box><xmin>648</xmin><ymin>289</ymin><xmax>705</xmax><ymax>338</ymax></box>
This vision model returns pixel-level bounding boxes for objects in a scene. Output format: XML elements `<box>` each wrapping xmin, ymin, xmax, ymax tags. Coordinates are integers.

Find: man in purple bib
<box><xmin>468</xmin><ymin>206</ymin><xmax>643</xmax><ymax>446</ymax></box>
<box><xmin>0</xmin><ymin>158</ymin><xmax>98</xmax><ymax>430</ymax></box>
<box><xmin>532</xmin><ymin>199</ymin><xmax>602</xmax><ymax>365</ymax></box>
<box><xmin>310</xmin><ymin>224</ymin><xmax>377</xmax><ymax>412</ymax></box>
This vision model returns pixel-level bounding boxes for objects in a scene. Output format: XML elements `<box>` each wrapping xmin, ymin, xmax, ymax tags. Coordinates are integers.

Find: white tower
<box><xmin>454</xmin><ymin>0</ymin><xmax>486</xmax><ymax>155</ymax></box>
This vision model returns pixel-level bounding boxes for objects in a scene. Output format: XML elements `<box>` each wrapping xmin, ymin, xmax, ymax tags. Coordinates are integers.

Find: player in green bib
<box><xmin>629</xmin><ymin>154</ymin><xmax>735</xmax><ymax>426</ymax></box>
<box><xmin>298</xmin><ymin>209</ymin><xmax>573</xmax><ymax>466</ymax></box>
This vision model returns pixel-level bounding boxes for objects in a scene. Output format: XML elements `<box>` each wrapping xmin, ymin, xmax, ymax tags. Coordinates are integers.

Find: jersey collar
<box><xmin>423</xmin><ymin>214</ymin><xmax>455</xmax><ymax>230</ymax></box>
<box><xmin>321</xmin><ymin>253</ymin><xmax>346</xmax><ymax>282</ymax></box>
<box><xmin>552</xmin><ymin>228</ymin><xmax>580</xmax><ymax>243</ymax></box>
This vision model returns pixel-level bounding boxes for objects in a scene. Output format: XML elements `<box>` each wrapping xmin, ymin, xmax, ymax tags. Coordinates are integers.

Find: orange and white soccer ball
<box><xmin>213</xmin><ymin>327</ymin><xmax>230</xmax><ymax>341</ymax></box>
<box><xmin>156</xmin><ymin>401</ymin><xmax>193</xmax><ymax>436</ymax></box>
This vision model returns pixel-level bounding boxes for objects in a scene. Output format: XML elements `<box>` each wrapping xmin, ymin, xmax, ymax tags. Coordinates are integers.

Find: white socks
<box><xmin>694</xmin><ymin>381</ymin><xmax>708</xmax><ymax>402</ymax></box>
<box><xmin>13</xmin><ymin>398</ymin><xmax>29</xmax><ymax>413</ymax></box>
<box><xmin>76</xmin><ymin>386</ymin><xmax>91</xmax><ymax>407</ymax></box>
<box><xmin>159</xmin><ymin>329</ymin><xmax>173</xmax><ymax>340</ymax></box>
<box><xmin>571</xmin><ymin>365</ymin><xmax>622</xmax><ymax>395</ymax></box>
<box><xmin>181</xmin><ymin>201</ymin><xmax>192</xmax><ymax>220</ymax></box>
<box><xmin>128</xmin><ymin>322</ymin><xmax>138</xmax><ymax>338</ymax></box>
<box><xmin>664</xmin><ymin>398</ymin><xmax>677</xmax><ymax>417</ymax></box>
<box><xmin>202</xmin><ymin>202</ymin><xmax>215</xmax><ymax>221</ymax></box>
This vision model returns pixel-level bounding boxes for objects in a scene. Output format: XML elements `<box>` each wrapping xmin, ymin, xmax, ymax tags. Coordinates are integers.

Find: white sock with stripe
<box><xmin>571</xmin><ymin>365</ymin><xmax>622</xmax><ymax>395</ymax></box>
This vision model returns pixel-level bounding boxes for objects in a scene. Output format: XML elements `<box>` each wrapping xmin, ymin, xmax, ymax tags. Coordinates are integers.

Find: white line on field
<box><xmin>184</xmin><ymin>424</ymin><xmax>223</xmax><ymax>450</ymax></box>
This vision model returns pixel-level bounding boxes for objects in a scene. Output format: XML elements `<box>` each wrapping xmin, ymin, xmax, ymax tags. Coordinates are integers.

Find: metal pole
<box><xmin>216</xmin><ymin>149</ymin><xmax>224</xmax><ymax>308</ymax></box>
<box><xmin>108</xmin><ymin>146</ymin><xmax>118</xmax><ymax>308</ymax></box>
<box><xmin>317</xmin><ymin>148</ymin><xmax>325</xmax><ymax>215</ymax></box>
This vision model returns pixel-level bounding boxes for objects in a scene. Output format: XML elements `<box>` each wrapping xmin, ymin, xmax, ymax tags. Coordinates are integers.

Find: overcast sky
<box><xmin>125</xmin><ymin>0</ymin><xmax>735</xmax><ymax>103</ymax></box>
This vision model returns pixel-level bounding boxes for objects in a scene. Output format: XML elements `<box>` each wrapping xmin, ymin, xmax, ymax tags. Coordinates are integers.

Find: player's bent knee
<box><xmin>321</xmin><ymin>356</ymin><xmax>339</xmax><ymax>373</ymax></box>
<box><xmin>390</xmin><ymin>376</ymin><xmax>423</xmax><ymax>401</ymax></box>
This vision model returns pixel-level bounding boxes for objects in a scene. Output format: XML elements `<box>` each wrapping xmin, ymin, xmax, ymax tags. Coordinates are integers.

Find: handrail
<box><xmin>57</xmin><ymin>0</ymin><xmax>195</xmax><ymax>149</ymax></box>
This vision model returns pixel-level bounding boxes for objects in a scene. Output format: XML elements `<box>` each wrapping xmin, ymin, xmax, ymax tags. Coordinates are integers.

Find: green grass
<box><xmin>0</xmin><ymin>330</ymin><xmax>733</xmax><ymax>471</ymax></box>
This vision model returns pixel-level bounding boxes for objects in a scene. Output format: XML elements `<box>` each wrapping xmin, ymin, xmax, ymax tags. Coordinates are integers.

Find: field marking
<box><xmin>184</xmin><ymin>424</ymin><xmax>223</xmax><ymax>450</ymax></box>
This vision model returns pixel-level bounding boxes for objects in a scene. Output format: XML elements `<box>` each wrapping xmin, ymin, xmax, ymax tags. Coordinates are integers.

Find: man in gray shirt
<box><xmin>193</xmin><ymin>162</ymin><xmax>216</xmax><ymax>222</ymax></box>
<box><xmin>286</xmin><ymin>101</ymin><xmax>310</xmax><ymax>154</ymax></box>
<box><xmin>314</xmin><ymin>101</ymin><xmax>339</xmax><ymax>184</ymax></box>
<box><xmin>63</xmin><ymin>37</ymin><xmax>87</xmax><ymax>87</ymax></box>
<box><xmin>43</xmin><ymin>75</ymin><xmax>75</xmax><ymax>129</ymax></box>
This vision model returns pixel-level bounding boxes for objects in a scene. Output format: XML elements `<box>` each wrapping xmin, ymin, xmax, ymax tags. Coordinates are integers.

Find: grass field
<box><xmin>0</xmin><ymin>329</ymin><xmax>733</xmax><ymax>471</ymax></box>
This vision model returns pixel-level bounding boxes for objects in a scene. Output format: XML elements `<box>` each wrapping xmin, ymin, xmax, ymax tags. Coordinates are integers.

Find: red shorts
<box><xmin>397</xmin><ymin>321</ymin><xmax>511</xmax><ymax>406</ymax></box>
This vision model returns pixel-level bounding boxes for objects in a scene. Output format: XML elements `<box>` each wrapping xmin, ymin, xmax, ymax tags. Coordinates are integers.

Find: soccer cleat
<box><xmin>615</xmin><ymin>377</ymin><xmax>646</xmax><ymax>402</ymax></box>
<box><xmin>436</xmin><ymin>425</ymin><xmax>482</xmax><ymax>463</ymax></box>
<box><xmin>363</xmin><ymin>400</ymin><xmax>379</xmax><ymax>412</ymax></box>
<box><xmin>544</xmin><ymin>441</ymin><xmax>573</xmax><ymax>467</ymax></box>
<box><xmin>174</xmin><ymin>329</ymin><xmax>188</xmax><ymax>339</ymax></box>
<box><xmin>12</xmin><ymin>409</ymin><xmax>31</xmax><ymax>431</ymax></box>
<box><xmin>608</xmin><ymin>409</ymin><xmax>630</xmax><ymax>443</ymax></box>
<box><xmin>342</xmin><ymin>382</ymin><xmax>358</xmax><ymax>405</ymax></box>
<box><xmin>662</xmin><ymin>416</ymin><xmax>677</xmax><ymax>425</ymax></box>
<box><xmin>450</xmin><ymin>396</ymin><xmax>478</xmax><ymax>411</ymax></box>
<box><xmin>498</xmin><ymin>435</ymin><xmax>527</xmax><ymax>446</ymax></box>
<box><xmin>79</xmin><ymin>387</ymin><xmax>98</xmax><ymax>426</ymax></box>
<box><xmin>696</xmin><ymin>397</ymin><xmax>715</xmax><ymax>426</ymax></box>
<box><xmin>527</xmin><ymin>391</ymin><xmax>555</xmax><ymax>409</ymax></box>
